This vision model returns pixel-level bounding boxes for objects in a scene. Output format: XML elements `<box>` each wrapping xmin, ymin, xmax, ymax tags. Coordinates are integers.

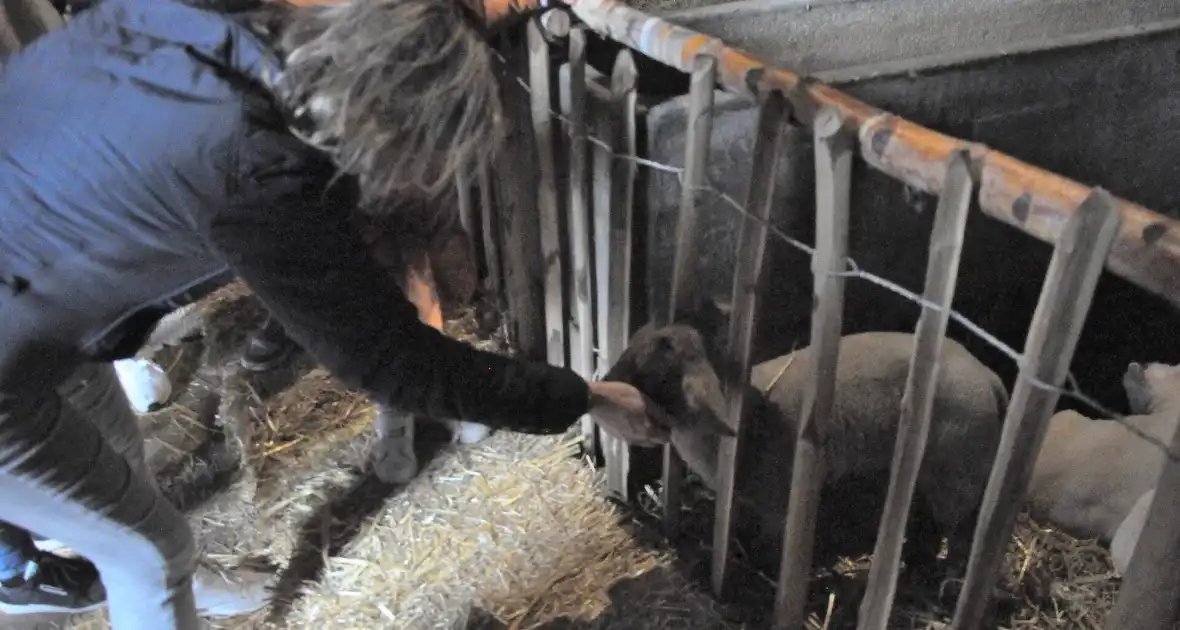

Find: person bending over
<box><xmin>0</xmin><ymin>0</ymin><xmax>669</xmax><ymax>627</ymax></box>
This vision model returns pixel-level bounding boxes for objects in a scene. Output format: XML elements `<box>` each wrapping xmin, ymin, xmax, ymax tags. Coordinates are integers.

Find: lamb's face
<box><xmin>604</xmin><ymin>323</ymin><xmax>735</xmax><ymax>441</ymax></box>
<box><xmin>1125</xmin><ymin>362</ymin><xmax>1180</xmax><ymax>414</ymax></box>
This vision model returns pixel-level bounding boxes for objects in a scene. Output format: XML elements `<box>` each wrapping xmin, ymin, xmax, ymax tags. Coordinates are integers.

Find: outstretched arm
<box><xmin>201</xmin><ymin>128</ymin><xmax>589</xmax><ymax>434</ymax></box>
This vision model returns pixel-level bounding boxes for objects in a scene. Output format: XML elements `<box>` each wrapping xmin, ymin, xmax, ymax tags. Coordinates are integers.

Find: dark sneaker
<box><xmin>0</xmin><ymin>554</ymin><xmax>106</xmax><ymax>615</ymax></box>
<box><xmin>239</xmin><ymin>319</ymin><xmax>297</xmax><ymax>372</ymax></box>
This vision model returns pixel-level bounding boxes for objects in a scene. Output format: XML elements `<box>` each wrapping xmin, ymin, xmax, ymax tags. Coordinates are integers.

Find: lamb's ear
<box><xmin>681</xmin><ymin>359</ymin><xmax>737</xmax><ymax>437</ymax></box>
<box><xmin>672</xmin><ymin>296</ymin><xmax>728</xmax><ymax>341</ymax></box>
<box><xmin>602</xmin><ymin>331</ymin><xmax>645</xmax><ymax>384</ymax></box>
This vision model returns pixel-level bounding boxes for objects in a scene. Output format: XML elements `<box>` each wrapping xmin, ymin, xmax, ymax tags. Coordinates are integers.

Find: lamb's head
<box><xmin>604</xmin><ymin>322</ymin><xmax>735</xmax><ymax>486</ymax></box>
<box><xmin>1124</xmin><ymin>361</ymin><xmax>1180</xmax><ymax>415</ymax></box>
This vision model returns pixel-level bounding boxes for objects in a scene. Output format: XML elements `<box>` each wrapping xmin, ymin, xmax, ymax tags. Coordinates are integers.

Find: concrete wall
<box><xmin>642</xmin><ymin>22</ymin><xmax>1180</xmax><ymax>412</ymax></box>
<box><xmin>665</xmin><ymin>0</ymin><xmax>1180</xmax><ymax>77</ymax></box>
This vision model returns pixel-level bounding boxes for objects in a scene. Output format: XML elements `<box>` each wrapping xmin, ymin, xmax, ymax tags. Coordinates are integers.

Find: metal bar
<box><xmin>857</xmin><ymin>150</ymin><xmax>975</xmax><ymax>630</ymax></box>
<box><xmin>527</xmin><ymin>19</ymin><xmax>567</xmax><ymax>369</ymax></box>
<box><xmin>662</xmin><ymin>54</ymin><xmax>717</xmax><ymax>535</ymax></box>
<box><xmin>561</xmin><ymin>0</ymin><xmax>1180</xmax><ymax>308</ymax></box>
<box><xmin>565</xmin><ymin>27</ymin><xmax>598</xmax><ymax>459</ymax></box>
<box><xmin>598</xmin><ymin>50</ymin><xmax>640</xmax><ymax>500</ymax></box>
<box><xmin>952</xmin><ymin>190</ymin><xmax>1122</xmax><ymax>630</ymax></box>
<box><xmin>1107</xmin><ymin>409</ymin><xmax>1180</xmax><ymax>629</ymax></box>
<box><xmin>477</xmin><ymin>164</ymin><xmax>502</xmax><ymax>299</ymax></box>
<box><xmin>774</xmin><ymin>106</ymin><xmax>853</xmax><ymax>630</ymax></box>
<box><xmin>712</xmin><ymin>89</ymin><xmax>790</xmax><ymax>597</ymax></box>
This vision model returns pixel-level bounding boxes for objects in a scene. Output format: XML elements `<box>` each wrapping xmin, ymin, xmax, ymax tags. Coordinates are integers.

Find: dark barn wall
<box><xmin>642</xmin><ymin>28</ymin><xmax>1180</xmax><ymax>418</ymax></box>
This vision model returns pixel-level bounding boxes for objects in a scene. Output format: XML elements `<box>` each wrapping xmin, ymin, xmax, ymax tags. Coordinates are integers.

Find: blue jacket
<box><xmin>0</xmin><ymin>0</ymin><xmax>588</xmax><ymax>432</ymax></box>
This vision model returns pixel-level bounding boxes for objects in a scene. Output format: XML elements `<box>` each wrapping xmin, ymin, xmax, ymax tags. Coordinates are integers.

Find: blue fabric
<box><xmin>0</xmin><ymin>0</ymin><xmax>278</xmax><ymax>362</ymax></box>
<box><xmin>0</xmin><ymin>527</ymin><xmax>32</xmax><ymax>580</ymax></box>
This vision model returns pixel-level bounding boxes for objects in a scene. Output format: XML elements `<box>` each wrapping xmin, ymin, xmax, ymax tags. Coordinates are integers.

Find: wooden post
<box><xmin>1108</xmin><ymin>412</ymin><xmax>1180</xmax><ymax>629</ymax></box>
<box><xmin>596</xmin><ymin>50</ymin><xmax>640</xmax><ymax>499</ymax></box>
<box><xmin>662</xmin><ymin>54</ymin><xmax>717</xmax><ymax>534</ymax></box>
<box><xmin>565</xmin><ymin>28</ymin><xmax>598</xmax><ymax>459</ymax></box>
<box><xmin>857</xmin><ymin>150</ymin><xmax>975</xmax><ymax>630</ymax></box>
<box><xmin>527</xmin><ymin>19</ymin><xmax>567</xmax><ymax>369</ymax></box>
<box><xmin>774</xmin><ymin>106</ymin><xmax>853</xmax><ymax>630</ymax></box>
<box><xmin>538</xmin><ymin>7</ymin><xmax>570</xmax><ymax>39</ymax></box>
<box><xmin>951</xmin><ymin>190</ymin><xmax>1122</xmax><ymax>630</ymax></box>
<box><xmin>712</xmin><ymin>89</ymin><xmax>790</xmax><ymax>597</ymax></box>
<box><xmin>592</xmin><ymin>57</ymin><xmax>623</xmax><ymax>498</ymax></box>
<box><xmin>494</xmin><ymin>37</ymin><xmax>544</xmax><ymax>357</ymax></box>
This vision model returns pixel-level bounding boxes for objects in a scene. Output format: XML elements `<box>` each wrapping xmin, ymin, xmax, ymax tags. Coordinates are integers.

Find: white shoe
<box><xmin>444</xmin><ymin>420</ymin><xmax>493</xmax><ymax>445</ymax></box>
<box><xmin>371</xmin><ymin>408</ymin><xmax>418</xmax><ymax>484</ymax></box>
<box><xmin>32</xmin><ymin>538</ymin><xmax>68</xmax><ymax>554</ymax></box>
<box><xmin>193</xmin><ymin>562</ymin><xmax>274</xmax><ymax>618</ymax></box>
<box><xmin>113</xmin><ymin>358</ymin><xmax>172</xmax><ymax>414</ymax></box>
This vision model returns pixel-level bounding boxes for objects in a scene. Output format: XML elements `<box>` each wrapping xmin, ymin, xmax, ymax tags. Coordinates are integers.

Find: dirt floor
<box><xmin>0</xmin><ymin>284</ymin><xmax>1131</xmax><ymax>630</ymax></box>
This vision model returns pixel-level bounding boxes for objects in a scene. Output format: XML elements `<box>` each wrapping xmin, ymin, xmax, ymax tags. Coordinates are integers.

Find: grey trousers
<box><xmin>0</xmin><ymin>0</ymin><xmax>200</xmax><ymax>624</ymax></box>
<box><xmin>0</xmin><ymin>362</ymin><xmax>200</xmax><ymax>630</ymax></box>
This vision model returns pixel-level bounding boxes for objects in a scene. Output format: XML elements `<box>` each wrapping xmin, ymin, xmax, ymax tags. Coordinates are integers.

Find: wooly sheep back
<box><xmin>606</xmin><ymin>324</ymin><xmax>1008</xmax><ymax>574</ymax></box>
<box><xmin>1027</xmin><ymin>361</ymin><xmax>1180</xmax><ymax>543</ymax></box>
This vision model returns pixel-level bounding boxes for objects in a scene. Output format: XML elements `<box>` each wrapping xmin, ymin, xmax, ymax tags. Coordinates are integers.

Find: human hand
<box><xmin>587</xmin><ymin>380</ymin><xmax>673</xmax><ymax>448</ymax></box>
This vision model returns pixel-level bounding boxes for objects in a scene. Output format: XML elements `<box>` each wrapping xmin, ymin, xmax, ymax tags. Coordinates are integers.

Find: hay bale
<box><xmin>41</xmin><ymin>288</ymin><xmax>727</xmax><ymax>630</ymax></box>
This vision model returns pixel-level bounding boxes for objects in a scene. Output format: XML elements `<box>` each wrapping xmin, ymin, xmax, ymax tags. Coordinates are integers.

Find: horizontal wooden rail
<box><xmin>536</xmin><ymin>0</ymin><xmax>1180</xmax><ymax>309</ymax></box>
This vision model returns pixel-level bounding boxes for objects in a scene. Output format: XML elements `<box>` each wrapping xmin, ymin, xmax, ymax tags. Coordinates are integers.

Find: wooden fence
<box><xmin>465</xmin><ymin>3</ymin><xmax>1180</xmax><ymax>629</ymax></box>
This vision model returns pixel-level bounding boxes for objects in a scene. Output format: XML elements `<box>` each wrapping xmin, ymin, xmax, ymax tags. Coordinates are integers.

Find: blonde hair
<box><xmin>274</xmin><ymin>0</ymin><xmax>503</xmax><ymax>204</ymax></box>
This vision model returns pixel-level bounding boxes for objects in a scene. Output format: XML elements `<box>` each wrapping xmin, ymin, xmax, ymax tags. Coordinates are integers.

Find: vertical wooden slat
<box><xmin>591</xmin><ymin>98</ymin><xmax>613</xmax><ymax>359</ymax></box>
<box><xmin>1108</xmin><ymin>411</ymin><xmax>1180</xmax><ymax>629</ymax></box>
<box><xmin>477</xmin><ymin>164</ymin><xmax>502</xmax><ymax>299</ymax></box>
<box><xmin>495</xmin><ymin>38</ymin><xmax>544</xmax><ymax>357</ymax></box>
<box><xmin>712</xmin><ymin>89</ymin><xmax>790</xmax><ymax>597</ymax></box>
<box><xmin>565</xmin><ymin>28</ymin><xmax>597</xmax><ymax>458</ymax></box>
<box><xmin>662</xmin><ymin>54</ymin><xmax>717</xmax><ymax>534</ymax></box>
<box><xmin>951</xmin><ymin>189</ymin><xmax>1122</xmax><ymax>630</ymax></box>
<box><xmin>527</xmin><ymin>19</ymin><xmax>567</xmax><ymax>369</ymax></box>
<box><xmin>857</xmin><ymin>150</ymin><xmax>975</xmax><ymax>630</ymax></box>
<box><xmin>774</xmin><ymin>106</ymin><xmax>853</xmax><ymax>630</ymax></box>
<box><xmin>538</xmin><ymin>7</ymin><xmax>571</xmax><ymax>38</ymax></box>
<box><xmin>592</xmin><ymin>60</ymin><xmax>622</xmax><ymax>497</ymax></box>
<box><xmin>598</xmin><ymin>50</ymin><xmax>640</xmax><ymax>499</ymax></box>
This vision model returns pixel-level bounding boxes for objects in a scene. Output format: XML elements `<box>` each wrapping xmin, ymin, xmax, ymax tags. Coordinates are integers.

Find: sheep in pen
<box><xmin>10</xmin><ymin>0</ymin><xmax>1180</xmax><ymax>629</ymax></box>
<box><xmin>491</xmin><ymin>0</ymin><xmax>1180</xmax><ymax>629</ymax></box>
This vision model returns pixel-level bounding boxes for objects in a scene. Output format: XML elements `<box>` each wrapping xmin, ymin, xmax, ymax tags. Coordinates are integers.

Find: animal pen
<box><xmin>476</xmin><ymin>0</ymin><xmax>1180</xmax><ymax>629</ymax></box>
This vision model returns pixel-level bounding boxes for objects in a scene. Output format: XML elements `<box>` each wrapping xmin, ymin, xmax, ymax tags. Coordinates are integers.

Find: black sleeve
<box><xmin>201</xmin><ymin>126</ymin><xmax>589</xmax><ymax>434</ymax></box>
